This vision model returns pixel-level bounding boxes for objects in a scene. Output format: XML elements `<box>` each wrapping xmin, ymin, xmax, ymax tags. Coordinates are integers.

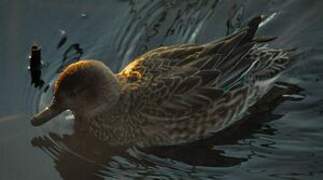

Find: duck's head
<box><xmin>31</xmin><ymin>60</ymin><xmax>121</xmax><ymax>126</ymax></box>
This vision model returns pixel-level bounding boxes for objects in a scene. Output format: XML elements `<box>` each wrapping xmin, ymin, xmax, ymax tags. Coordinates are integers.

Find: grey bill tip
<box><xmin>31</xmin><ymin>105</ymin><xmax>64</xmax><ymax>126</ymax></box>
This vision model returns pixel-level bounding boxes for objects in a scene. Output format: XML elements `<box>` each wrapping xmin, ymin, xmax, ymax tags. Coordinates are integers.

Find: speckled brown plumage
<box><xmin>32</xmin><ymin>16</ymin><xmax>292</xmax><ymax>147</ymax></box>
<box><xmin>85</xmin><ymin>16</ymin><xmax>291</xmax><ymax>146</ymax></box>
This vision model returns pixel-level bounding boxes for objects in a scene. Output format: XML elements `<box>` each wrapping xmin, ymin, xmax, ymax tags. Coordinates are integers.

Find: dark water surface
<box><xmin>1</xmin><ymin>0</ymin><xmax>323</xmax><ymax>179</ymax></box>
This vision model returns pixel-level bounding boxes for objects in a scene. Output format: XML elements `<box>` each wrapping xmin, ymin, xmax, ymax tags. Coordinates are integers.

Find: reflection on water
<box><xmin>1</xmin><ymin>0</ymin><xmax>323</xmax><ymax>179</ymax></box>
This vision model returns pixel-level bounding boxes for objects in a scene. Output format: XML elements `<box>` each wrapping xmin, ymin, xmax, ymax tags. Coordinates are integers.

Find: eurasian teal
<box><xmin>32</xmin><ymin>16</ymin><xmax>292</xmax><ymax>146</ymax></box>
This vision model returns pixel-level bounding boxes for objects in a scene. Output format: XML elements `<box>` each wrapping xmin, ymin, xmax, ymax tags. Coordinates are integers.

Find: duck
<box><xmin>31</xmin><ymin>16</ymin><xmax>292</xmax><ymax>147</ymax></box>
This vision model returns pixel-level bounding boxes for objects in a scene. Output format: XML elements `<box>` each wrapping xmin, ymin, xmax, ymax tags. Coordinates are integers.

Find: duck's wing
<box><xmin>119</xmin><ymin>16</ymin><xmax>263</xmax><ymax>86</ymax></box>
<box><xmin>118</xmin><ymin>16</ymin><xmax>278</xmax><ymax>120</ymax></box>
<box><xmin>115</xmin><ymin>17</ymin><xmax>294</xmax><ymax>144</ymax></box>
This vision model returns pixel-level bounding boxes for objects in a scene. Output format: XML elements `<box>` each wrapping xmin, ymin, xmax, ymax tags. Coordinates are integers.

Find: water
<box><xmin>1</xmin><ymin>0</ymin><xmax>323</xmax><ymax>179</ymax></box>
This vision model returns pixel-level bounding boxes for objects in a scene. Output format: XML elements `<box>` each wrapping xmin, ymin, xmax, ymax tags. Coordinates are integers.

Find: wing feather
<box><xmin>118</xmin><ymin>16</ymin><xmax>265</xmax><ymax>123</ymax></box>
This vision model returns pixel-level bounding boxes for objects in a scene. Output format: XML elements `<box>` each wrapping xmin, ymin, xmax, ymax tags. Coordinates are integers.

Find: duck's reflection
<box><xmin>31</xmin><ymin>131</ymin><xmax>126</xmax><ymax>180</ymax></box>
<box><xmin>31</xmin><ymin>82</ymin><xmax>303</xmax><ymax>180</ymax></box>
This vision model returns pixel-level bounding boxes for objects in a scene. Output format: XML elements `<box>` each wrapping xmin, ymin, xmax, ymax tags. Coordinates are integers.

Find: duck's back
<box><xmin>108</xmin><ymin>16</ymin><xmax>292</xmax><ymax>146</ymax></box>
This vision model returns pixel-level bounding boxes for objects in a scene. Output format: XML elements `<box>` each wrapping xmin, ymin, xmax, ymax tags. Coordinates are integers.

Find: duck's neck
<box><xmin>102</xmin><ymin>68</ymin><xmax>122</xmax><ymax>107</ymax></box>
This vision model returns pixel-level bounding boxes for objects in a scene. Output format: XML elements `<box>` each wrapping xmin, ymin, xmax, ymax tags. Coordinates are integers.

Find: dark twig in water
<box><xmin>63</xmin><ymin>43</ymin><xmax>84</xmax><ymax>62</ymax></box>
<box><xmin>57</xmin><ymin>43</ymin><xmax>84</xmax><ymax>73</ymax></box>
<box><xmin>57</xmin><ymin>30</ymin><xmax>67</xmax><ymax>49</ymax></box>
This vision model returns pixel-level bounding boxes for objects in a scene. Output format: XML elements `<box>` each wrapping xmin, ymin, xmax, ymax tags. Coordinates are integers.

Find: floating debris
<box><xmin>57</xmin><ymin>29</ymin><xmax>67</xmax><ymax>49</ymax></box>
<box><xmin>81</xmin><ymin>13</ymin><xmax>88</xmax><ymax>19</ymax></box>
<box><xmin>28</xmin><ymin>44</ymin><xmax>45</xmax><ymax>88</ymax></box>
<box><xmin>57</xmin><ymin>43</ymin><xmax>84</xmax><ymax>73</ymax></box>
<box><xmin>63</xmin><ymin>43</ymin><xmax>84</xmax><ymax>62</ymax></box>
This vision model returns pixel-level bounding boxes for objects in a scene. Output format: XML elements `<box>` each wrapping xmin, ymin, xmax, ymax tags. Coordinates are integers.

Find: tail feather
<box><xmin>250</xmin><ymin>45</ymin><xmax>293</xmax><ymax>81</ymax></box>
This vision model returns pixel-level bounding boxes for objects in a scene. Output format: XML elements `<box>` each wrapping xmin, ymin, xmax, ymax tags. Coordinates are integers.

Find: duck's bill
<box><xmin>31</xmin><ymin>104</ymin><xmax>64</xmax><ymax>126</ymax></box>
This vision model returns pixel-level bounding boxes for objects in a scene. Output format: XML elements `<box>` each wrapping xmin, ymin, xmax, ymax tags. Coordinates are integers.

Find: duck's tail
<box><xmin>248</xmin><ymin>45</ymin><xmax>291</xmax><ymax>81</ymax></box>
